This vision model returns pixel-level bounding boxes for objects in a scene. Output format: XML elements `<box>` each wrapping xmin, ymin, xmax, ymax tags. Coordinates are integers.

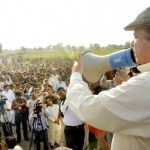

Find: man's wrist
<box><xmin>70</xmin><ymin>72</ymin><xmax>83</xmax><ymax>82</ymax></box>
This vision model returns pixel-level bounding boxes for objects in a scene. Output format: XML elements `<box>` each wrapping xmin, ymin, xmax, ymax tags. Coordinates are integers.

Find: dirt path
<box><xmin>0</xmin><ymin>125</ymin><xmax>59</xmax><ymax>150</ymax></box>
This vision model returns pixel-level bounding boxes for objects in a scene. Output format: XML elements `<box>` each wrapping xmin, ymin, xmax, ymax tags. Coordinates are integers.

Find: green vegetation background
<box><xmin>22</xmin><ymin>49</ymin><xmax>117</xmax><ymax>61</ymax></box>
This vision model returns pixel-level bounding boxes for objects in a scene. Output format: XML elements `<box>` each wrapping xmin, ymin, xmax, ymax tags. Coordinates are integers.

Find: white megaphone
<box><xmin>82</xmin><ymin>48</ymin><xmax>137</xmax><ymax>83</ymax></box>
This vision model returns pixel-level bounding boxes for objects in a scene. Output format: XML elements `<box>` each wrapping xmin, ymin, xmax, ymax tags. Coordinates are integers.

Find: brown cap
<box><xmin>124</xmin><ymin>7</ymin><xmax>150</xmax><ymax>31</ymax></box>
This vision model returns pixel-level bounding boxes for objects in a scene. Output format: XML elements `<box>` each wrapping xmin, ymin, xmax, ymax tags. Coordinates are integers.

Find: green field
<box><xmin>22</xmin><ymin>49</ymin><xmax>117</xmax><ymax>61</ymax></box>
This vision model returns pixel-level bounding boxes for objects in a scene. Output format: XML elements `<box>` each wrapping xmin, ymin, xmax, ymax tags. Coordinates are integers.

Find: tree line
<box><xmin>0</xmin><ymin>42</ymin><xmax>130</xmax><ymax>53</ymax></box>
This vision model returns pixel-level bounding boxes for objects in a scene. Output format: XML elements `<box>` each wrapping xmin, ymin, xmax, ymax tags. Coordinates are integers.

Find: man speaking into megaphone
<box><xmin>67</xmin><ymin>7</ymin><xmax>150</xmax><ymax>150</ymax></box>
<box><xmin>81</xmin><ymin>48</ymin><xmax>136</xmax><ymax>83</ymax></box>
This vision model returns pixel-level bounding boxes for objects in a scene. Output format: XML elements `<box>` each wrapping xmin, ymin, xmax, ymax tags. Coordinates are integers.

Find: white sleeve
<box><xmin>67</xmin><ymin>72</ymin><xmax>150</xmax><ymax>138</ymax></box>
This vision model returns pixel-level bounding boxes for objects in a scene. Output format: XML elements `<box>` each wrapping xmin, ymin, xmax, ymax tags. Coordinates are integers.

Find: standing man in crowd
<box><xmin>11</xmin><ymin>92</ymin><xmax>29</xmax><ymax>143</ymax></box>
<box><xmin>58</xmin><ymin>87</ymin><xmax>85</xmax><ymax>150</ymax></box>
<box><xmin>29</xmin><ymin>102</ymin><xmax>50</xmax><ymax>150</ymax></box>
<box><xmin>67</xmin><ymin>7</ymin><xmax>150</xmax><ymax>150</ymax></box>
<box><xmin>1</xmin><ymin>100</ymin><xmax>13</xmax><ymax>137</ymax></box>
<box><xmin>2</xmin><ymin>84</ymin><xmax>15</xmax><ymax>125</ymax></box>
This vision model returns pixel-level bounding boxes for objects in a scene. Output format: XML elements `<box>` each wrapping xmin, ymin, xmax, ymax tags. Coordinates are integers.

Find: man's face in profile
<box><xmin>132</xmin><ymin>27</ymin><xmax>150</xmax><ymax>64</ymax></box>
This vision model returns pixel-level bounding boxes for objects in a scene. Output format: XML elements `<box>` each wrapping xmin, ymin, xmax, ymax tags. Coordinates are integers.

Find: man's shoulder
<box><xmin>129</xmin><ymin>72</ymin><xmax>150</xmax><ymax>83</ymax></box>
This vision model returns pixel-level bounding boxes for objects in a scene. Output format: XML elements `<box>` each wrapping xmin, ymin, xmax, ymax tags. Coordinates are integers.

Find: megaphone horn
<box><xmin>82</xmin><ymin>48</ymin><xmax>137</xmax><ymax>83</ymax></box>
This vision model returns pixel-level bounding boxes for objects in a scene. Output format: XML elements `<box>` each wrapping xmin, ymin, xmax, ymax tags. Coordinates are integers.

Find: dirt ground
<box><xmin>0</xmin><ymin>125</ymin><xmax>59</xmax><ymax>150</ymax></box>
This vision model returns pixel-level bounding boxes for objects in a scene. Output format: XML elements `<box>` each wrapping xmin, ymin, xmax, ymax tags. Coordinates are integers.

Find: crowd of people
<box><xmin>0</xmin><ymin>6</ymin><xmax>149</xmax><ymax>150</ymax></box>
<box><xmin>0</xmin><ymin>51</ymin><xmax>141</xmax><ymax>150</ymax></box>
<box><xmin>0</xmin><ymin>58</ymin><xmax>73</xmax><ymax>150</ymax></box>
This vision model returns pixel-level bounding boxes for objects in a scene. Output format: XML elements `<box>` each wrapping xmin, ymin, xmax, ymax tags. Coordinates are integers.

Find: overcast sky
<box><xmin>0</xmin><ymin>0</ymin><xmax>149</xmax><ymax>50</ymax></box>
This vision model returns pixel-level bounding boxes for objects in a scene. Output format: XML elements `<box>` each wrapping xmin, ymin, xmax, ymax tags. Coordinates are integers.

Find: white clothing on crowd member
<box><xmin>60</xmin><ymin>98</ymin><xmax>85</xmax><ymax>150</ymax></box>
<box><xmin>1</xmin><ymin>101</ymin><xmax>12</xmax><ymax>123</ymax></box>
<box><xmin>51</xmin><ymin>73</ymin><xmax>59</xmax><ymax>85</ymax></box>
<box><xmin>26</xmin><ymin>99</ymin><xmax>38</xmax><ymax>118</ymax></box>
<box><xmin>43</xmin><ymin>78</ymin><xmax>56</xmax><ymax>92</ymax></box>
<box><xmin>37</xmin><ymin>95</ymin><xmax>43</xmax><ymax>103</ymax></box>
<box><xmin>29</xmin><ymin>109</ymin><xmax>50</xmax><ymax>131</ymax></box>
<box><xmin>2</xmin><ymin>89</ymin><xmax>15</xmax><ymax>124</ymax></box>
<box><xmin>67</xmin><ymin>72</ymin><xmax>150</xmax><ymax>150</ymax></box>
<box><xmin>1</xmin><ymin>101</ymin><xmax>13</xmax><ymax>137</ymax></box>
<box><xmin>61</xmin><ymin>100</ymin><xmax>84</xmax><ymax>126</ymax></box>
<box><xmin>49</xmin><ymin>77</ymin><xmax>56</xmax><ymax>92</ymax></box>
<box><xmin>28</xmin><ymin>86</ymin><xmax>34</xmax><ymax>95</ymax></box>
<box><xmin>0</xmin><ymin>81</ymin><xmax>4</xmax><ymax>89</ymax></box>
<box><xmin>13</xmin><ymin>145</ymin><xmax>23</xmax><ymax>150</ymax></box>
<box><xmin>46</xmin><ymin>104</ymin><xmax>61</xmax><ymax>146</ymax></box>
<box><xmin>5</xmin><ymin>75</ymin><xmax>13</xmax><ymax>85</ymax></box>
<box><xmin>56</xmin><ymin>76</ymin><xmax>67</xmax><ymax>91</ymax></box>
<box><xmin>59</xmin><ymin>117</ymin><xmax>66</xmax><ymax>147</ymax></box>
<box><xmin>56</xmin><ymin>82</ymin><xmax>67</xmax><ymax>92</ymax></box>
<box><xmin>2</xmin><ymin>89</ymin><xmax>15</xmax><ymax>104</ymax></box>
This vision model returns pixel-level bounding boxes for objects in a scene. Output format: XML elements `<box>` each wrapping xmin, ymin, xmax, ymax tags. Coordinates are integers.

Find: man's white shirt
<box><xmin>1</xmin><ymin>101</ymin><xmax>12</xmax><ymax>122</ymax></box>
<box><xmin>29</xmin><ymin>109</ymin><xmax>50</xmax><ymax>131</ymax></box>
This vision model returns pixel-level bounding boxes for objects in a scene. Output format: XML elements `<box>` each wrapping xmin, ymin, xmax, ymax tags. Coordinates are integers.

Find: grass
<box><xmin>22</xmin><ymin>49</ymin><xmax>117</xmax><ymax>61</ymax></box>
